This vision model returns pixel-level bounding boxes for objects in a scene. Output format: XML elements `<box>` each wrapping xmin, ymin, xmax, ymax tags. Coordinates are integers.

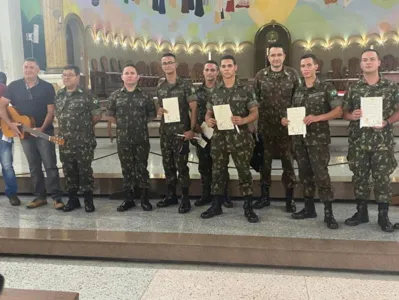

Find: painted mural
<box><xmin>59</xmin><ymin>0</ymin><xmax>399</xmax><ymax>42</ymax></box>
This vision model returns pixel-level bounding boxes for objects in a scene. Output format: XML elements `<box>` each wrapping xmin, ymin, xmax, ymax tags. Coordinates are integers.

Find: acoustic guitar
<box><xmin>0</xmin><ymin>106</ymin><xmax>64</xmax><ymax>145</ymax></box>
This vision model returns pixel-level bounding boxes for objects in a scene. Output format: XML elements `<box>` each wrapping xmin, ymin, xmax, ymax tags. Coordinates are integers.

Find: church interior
<box><xmin>1</xmin><ymin>0</ymin><xmax>399</xmax><ymax>299</ymax></box>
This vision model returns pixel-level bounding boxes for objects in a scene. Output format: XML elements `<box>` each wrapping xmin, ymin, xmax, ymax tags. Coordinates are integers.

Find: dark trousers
<box><xmin>20</xmin><ymin>135</ymin><xmax>62</xmax><ymax>200</ymax></box>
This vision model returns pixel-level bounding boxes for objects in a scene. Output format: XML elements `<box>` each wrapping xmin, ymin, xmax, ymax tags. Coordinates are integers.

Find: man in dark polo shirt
<box><xmin>0</xmin><ymin>58</ymin><xmax>64</xmax><ymax>209</ymax></box>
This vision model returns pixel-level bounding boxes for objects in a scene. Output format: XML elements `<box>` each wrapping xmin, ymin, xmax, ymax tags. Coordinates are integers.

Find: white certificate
<box><xmin>163</xmin><ymin>97</ymin><xmax>180</xmax><ymax>123</ymax></box>
<box><xmin>360</xmin><ymin>97</ymin><xmax>383</xmax><ymax>128</ymax></box>
<box><xmin>287</xmin><ymin>107</ymin><xmax>307</xmax><ymax>136</ymax></box>
<box><xmin>213</xmin><ymin>104</ymin><xmax>234</xmax><ymax>131</ymax></box>
<box><xmin>201</xmin><ymin>121</ymin><xmax>214</xmax><ymax>139</ymax></box>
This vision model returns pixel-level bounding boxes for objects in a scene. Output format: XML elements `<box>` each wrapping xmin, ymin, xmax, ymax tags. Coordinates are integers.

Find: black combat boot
<box><xmin>200</xmin><ymin>195</ymin><xmax>223</xmax><ymax>219</ymax></box>
<box><xmin>63</xmin><ymin>190</ymin><xmax>81</xmax><ymax>212</ymax></box>
<box><xmin>285</xmin><ymin>188</ymin><xmax>296</xmax><ymax>213</ymax></box>
<box><xmin>178</xmin><ymin>187</ymin><xmax>191</xmax><ymax>213</ymax></box>
<box><xmin>194</xmin><ymin>185</ymin><xmax>212</xmax><ymax>207</ymax></box>
<box><xmin>222</xmin><ymin>185</ymin><xmax>233</xmax><ymax>208</ymax></box>
<box><xmin>378</xmin><ymin>203</ymin><xmax>394</xmax><ymax>233</ymax></box>
<box><xmin>156</xmin><ymin>184</ymin><xmax>178</xmax><ymax>207</ymax></box>
<box><xmin>292</xmin><ymin>198</ymin><xmax>317</xmax><ymax>219</ymax></box>
<box><xmin>243</xmin><ymin>196</ymin><xmax>259</xmax><ymax>223</ymax></box>
<box><xmin>324</xmin><ymin>202</ymin><xmax>338</xmax><ymax>229</ymax></box>
<box><xmin>344</xmin><ymin>200</ymin><xmax>369</xmax><ymax>226</ymax></box>
<box><xmin>140</xmin><ymin>188</ymin><xmax>152</xmax><ymax>211</ymax></box>
<box><xmin>117</xmin><ymin>189</ymin><xmax>136</xmax><ymax>212</ymax></box>
<box><xmin>253</xmin><ymin>184</ymin><xmax>270</xmax><ymax>209</ymax></box>
<box><xmin>83</xmin><ymin>191</ymin><xmax>95</xmax><ymax>213</ymax></box>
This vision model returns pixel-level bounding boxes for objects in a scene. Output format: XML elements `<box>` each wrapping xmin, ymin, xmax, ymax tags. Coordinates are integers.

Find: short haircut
<box><xmin>63</xmin><ymin>65</ymin><xmax>80</xmax><ymax>75</ymax></box>
<box><xmin>361</xmin><ymin>48</ymin><xmax>380</xmax><ymax>59</ymax></box>
<box><xmin>24</xmin><ymin>57</ymin><xmax>38</xmax><ymax>64</ymax></box>
<box><xmin>161</xmin><ymin>52</ymin><xmax>176</xmax><ymax>60</ymax></box>
<box><xmin>0</xmin><ymin>72</ymin><xmax>7</xmax><ymax>85</ymax></box>
<box><xmin>204</xmin><ymin>60</ymin><xmax>219</xmax><ymax>69</ymax></box>
<box><xmin>220</xmin><ymin>55</ymin><xmax>236</xmax><ymax>65</ymax></box>
<box><xmin>123</xmin><ymin>63</ymin><xmax>138</xmax><ymax>73</ymax></box>
<box><xmin>268</xmin><ymin>43</ymin><xmax>285</xmax><ymax>54</ymax></box>
<box><xmin>300</xmin><ymin>54</ymin><xmax>318</xmax><ymax>64</ymax></box>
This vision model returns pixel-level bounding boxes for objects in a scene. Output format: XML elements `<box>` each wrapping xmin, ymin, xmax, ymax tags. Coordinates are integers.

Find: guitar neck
<box><xmin>21</xmin><ymin>125</ymin><xmax>51</xmax><ymax>141</ymax></box>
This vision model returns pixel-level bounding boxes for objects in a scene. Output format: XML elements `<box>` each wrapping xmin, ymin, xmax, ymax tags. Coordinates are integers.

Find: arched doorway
<box><xmin>64</xmin><ymin>14</ymin><xmax>85</xmax><ymax>70</ymax></box>
<box><xmin>254</xmin><ymin>20</ymin><xmax>292</xmax><ymax>74</ymax></box>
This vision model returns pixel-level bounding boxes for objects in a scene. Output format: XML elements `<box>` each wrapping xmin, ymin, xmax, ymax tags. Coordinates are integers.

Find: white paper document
<box><xmin>200</xmin><ymin>121</ymin><xmax>214</xmax><ymax>139</ymax></box>
<box><xmin>287</xmin><ymin>107</ymin><xmax>307</xmax><ymax>136</ymax></box>
<box><xmin>360</xmin><ymin>97</ymin><xmax>383</xmax><ymax>128</ymax></box>
<box><xmin>213</xmin><ymin>104</ymin><xmax>234</xmax><ymax>131</ymax></box>
<box><xmin>195</xmin><ymin>133</ymin><xmax>208</xmax><ymax>148</ymax></box>
<box><xmin>162</xmin><ymin>97</ymin><xmax>180</xmax><ymax>123</ymax></box>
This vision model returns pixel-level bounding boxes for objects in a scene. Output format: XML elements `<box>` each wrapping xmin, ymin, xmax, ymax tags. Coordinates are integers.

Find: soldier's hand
<box><xmin>351</xmin><ymin>109</ymin><xmax>362</xmax><ymax>120</ymax></box>
<box><xmin>157</xmin><ymin>107</ymin><xmax>167</xmax><ymax>117</ymax></box>
<box><xmin>303</xmin><ymin>115</ymin><xmax>320</xmax><ymax>125</ymax></box>
<box><xmin>232</xmin><ymin>116</ymin><xmax>244</xmax><ymax>125</ymax></box>
<box><xmin>281</xmin><ymin>118</ymin><xmax>289</xmax><ymax>127</ymax></box>
<box><xmin>195</xmin><ymin>124</ymin><xmax>202</xmax><ymax>133</ymax></box>
<box><xmin>207</xmin><ymin>118</ymin><xmax>216</xmax><ymax>128</ymax></box>
<box><xmin>373</xmin><ymin>120</ymin><xmax>388</xmax><ymax>131</ymax></box>
<box><xmin>183</xmin><ymin>130</ymin><xmax>194</xmax><ymax>140</ymax></box>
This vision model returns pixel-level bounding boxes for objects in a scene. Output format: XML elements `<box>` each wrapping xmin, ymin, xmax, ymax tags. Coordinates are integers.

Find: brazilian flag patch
<box><xmin>330</xmin><ymin>89</ymin><xmax>338</xmax><ymax>97</ymax></box>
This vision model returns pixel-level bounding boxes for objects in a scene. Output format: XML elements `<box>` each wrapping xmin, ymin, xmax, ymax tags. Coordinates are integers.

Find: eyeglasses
<box><xmin>161</xmin><ymin>61</ymin><xmax>176</xmax><ymax>66</ymax></box>
<box><xmin>61</xmin><ymin>74</ymin><xmax>77</xmax><ymax>78</ymax></box>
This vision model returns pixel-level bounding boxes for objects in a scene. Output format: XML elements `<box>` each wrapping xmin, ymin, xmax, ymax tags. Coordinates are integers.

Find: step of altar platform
<box><xmin>1</xmin><ymin>289</ymin><xmax>79</xmax><ymax>300</ymax></box>
<box><xmin>0</xmin><ymin>199</ymin><xmax>398</xmax><ymax>273</ymax></box>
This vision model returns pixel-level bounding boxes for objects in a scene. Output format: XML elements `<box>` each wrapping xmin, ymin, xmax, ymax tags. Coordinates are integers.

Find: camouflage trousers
<box><xmin>160</xmin><ymin>135</ymin><xmax>190</xmax><ymax>187</ymax></box>
<box><xmin>294</xmin><ymin>143</ymin><xmax>334</xmax><ymax>202</ymax></box>
<box><xmin>196</xmin><ymin>142</ymin><xmax>229</xmax><ymax>188</ymax></box>
<box><xmin>59</xmin><ymin>139</ymin><xmax>96</xmax><ymax>192</ymax></box>
<box><xmin>211</xmin><ymin>136</ymin><xmax>254</xmax><ymax>196</ymax></box>
<box><xmin>261</xmin><ymin>135</ymin><xmax>296</xmax><ymax>189</ymax></box>
<box><xmin>117</xmin><ymin>141</ymin><xmax>150</xmax><ymax>190</ymax></box>
<box><xmin>348</xmin><ymin>147</ymin><xmax>397</xmax><ymax>203</ymax></box>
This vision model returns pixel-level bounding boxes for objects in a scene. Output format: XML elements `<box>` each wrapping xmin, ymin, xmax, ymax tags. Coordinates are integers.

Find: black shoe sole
<box><xmin>200</xmin><ymin>211</ymin><xmax>222</xmax><ymax>219</ymax></box>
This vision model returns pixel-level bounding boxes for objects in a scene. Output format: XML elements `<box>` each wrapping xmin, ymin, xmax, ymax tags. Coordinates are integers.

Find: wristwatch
<box><xmin>190</xmin><ymin>126</ymin><xmax>196</xmax><ymax>132</ymax></box>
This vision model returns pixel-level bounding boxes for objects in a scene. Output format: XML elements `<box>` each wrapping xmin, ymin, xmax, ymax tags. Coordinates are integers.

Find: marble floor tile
<box><xmin>305</xmin><ymin>276</ymin><xmax>399</xmax><ymax>300</ymax></box>
<box><xmin>141</xmin><ymin>269</ymin><xmax>309</xmax><ymax>300</ymax></box>
<box><xmin>0</xmin><ymin>260</ymin><xmax>157</xmax><ymax>300</ymax></box>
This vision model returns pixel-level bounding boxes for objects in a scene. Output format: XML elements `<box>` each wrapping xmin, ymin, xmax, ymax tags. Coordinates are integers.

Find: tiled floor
<box><xmin>1</xmin><ymin>256</ymin><xmax>398</xmax><ymax>300</ymax></box>
<box><xmin>0</xmin><ymin>196</ymin><xmax>398</xmax><ymax>241</ymax></box>
<box><xmin>9</xmin><ymin>137</ymin><xmax>399</xmax><ymax>181</ymax></box>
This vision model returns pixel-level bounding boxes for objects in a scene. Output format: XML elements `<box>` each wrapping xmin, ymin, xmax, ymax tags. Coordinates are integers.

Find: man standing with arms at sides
<box><xmin>253</xmin><ymin>43</ymin><xmax>300</xmax><ymax>213</ymax></box>
<box><xmin>107</xmin><ymin>64</ymin><xmax>155</xmax><ymax>212</ymax></box>
<box><xmin>201</xmin><ymin>55</ymin><xmax>259</xmax><ymax>223</ymax></box>
<box><xmin>282</xmin><ymin>54</ymin><xmax>341</xmax><ymax>229</ymax></box>
<box><xmin>54</xmin><ymin>65</ymin><xmax>102</xmax><ymax>212</ymax></box>
<box><xmin>194</xmin><ymin>60</ymin><xmax>232</xmax><ymax>208</ymax></box>
<box><xmin>156</xmin><ymin>53</ymin><xmax>198</xmax><ymax>214</ymax></box>
<box><xmin>0</xmin><ymin>58</ymin><xmax>64</xmax><ymax>209</ymax></box>
<box><xmin>0</xmin><ymin>72</ymin><xmax>20</xmax><ymax>206</ymax></box>
<box><xmin>343</xmin><ymin>49</ymin><xmax>399</xmax><ymax>233</ymax></box>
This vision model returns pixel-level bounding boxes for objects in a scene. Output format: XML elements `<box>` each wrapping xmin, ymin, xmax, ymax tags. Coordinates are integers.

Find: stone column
<box><xmin>41</xmin><ymin>0</ymin><xmax>67</xmax><ymax>73</ymax></box>
<box><xmin>0</xmin><ymin>0</ymin><xmax>24</xmax><ymax>82</ymax></box>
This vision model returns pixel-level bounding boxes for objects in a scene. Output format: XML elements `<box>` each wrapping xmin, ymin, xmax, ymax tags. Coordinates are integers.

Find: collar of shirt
<box><xmin>264</xmin><ymin>66</ymin><xmax>290</xmax><ymax>77</ymax></box>
<box><xmin>216</xmin><ymin>76</ymin><xmax>243</xmax><ymax>90</ymax></box>
<box><xmin>24</xmin><ymin>77</ymin><xmax>39</xmax><ymax>90</ymax></box>
<box><xmin>300</xmin><ymin>77</ymin><xmax>321</xmax><ymax>91</ymax></box>
<box><xmin>358</xmin><ymin>74</ymin><xmax>387</xmax><ymax>87</ymax></box>
<box><xmin>120</xmin><ymin>86</ymin><xmax>142</xmax><ymax>93</ymax></box>
<box><xmin>60</xmin><ymin>86</ymin><xmax>84</xmax><ymax>97</ymax></box>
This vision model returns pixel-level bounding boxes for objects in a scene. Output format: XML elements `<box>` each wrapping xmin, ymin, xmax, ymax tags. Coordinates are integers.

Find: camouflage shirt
<box><xmin>343</xmin><ymin>77</ymin><xmax>399</xmax><ymax>151</ymax></box>
<box><xmin>196</xmin><ymin>83</ymin><xmax>214</xmax><ymax>126</ymax></box>
<box><xmin>292</xmin><ymin>79</ymin><xmax>341</xmax><ymax>146</ymax></box>
<box><xmin>107</xmin><ymin>87</ymin><xmax>155</xmax><ymax>144</ymax></box>
<box><xmin>156</xmin><ymin>77</ymin><xmax>197</xmax><ymax>136</ymax></box>
<box><xmin>254</xmin><ymin>66</ymin><xmax>301</xmax><ymax>136</ymax></box>
<box><xmin>207</xmin><ymin>79</ymin><xmax>258</xmax><ymax>147</ymax></box>
<box><xmin>54</xmin><ymin>87</ymin><xmax>101</xmax><ymax>141</ymax></box>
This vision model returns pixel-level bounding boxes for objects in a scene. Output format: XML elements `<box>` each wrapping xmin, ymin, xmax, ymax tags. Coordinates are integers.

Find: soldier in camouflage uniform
<box><xmin>343</xmin><ymin>49</ymin><xmax>399</xmax><ymax>232</ymax></box>
<box><xmin>253</xmin><ymin>43</ymin><xmax>300</xmax><ymax>213</ymax></box>
<box><xmin>194</xmin><ymin>60</ymin><xmax>232</xmax><ymax>208</ymax></box>
<box><xmin>107</xmin><ymin>64</ymin><xmax>156</xmax><ymax>212</ymax></box>
<box><xmin>201</xmin><ymin>55</ymin><xmax>259</xmax><ymax>223</ymax></box>
<box><xmin>282</xmin><ymin>54</ymin><xmax>342</xmax><ymax>229</ymax></box>
<box><xmin>55</xmin><ymin>65</ymin><xmax>102</xmax><ymax>213</ymax></box>
<box><xmin>156</xmin><ymin>53</ymin><xmax>198</xmax><ymax>214</ymax></box>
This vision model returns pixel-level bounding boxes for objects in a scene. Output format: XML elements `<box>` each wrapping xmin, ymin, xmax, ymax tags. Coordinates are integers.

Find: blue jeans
<box><xmin>0</xmin><ymin>131</ymin><xmax>18</xmax><ymax>197</ymax></box>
